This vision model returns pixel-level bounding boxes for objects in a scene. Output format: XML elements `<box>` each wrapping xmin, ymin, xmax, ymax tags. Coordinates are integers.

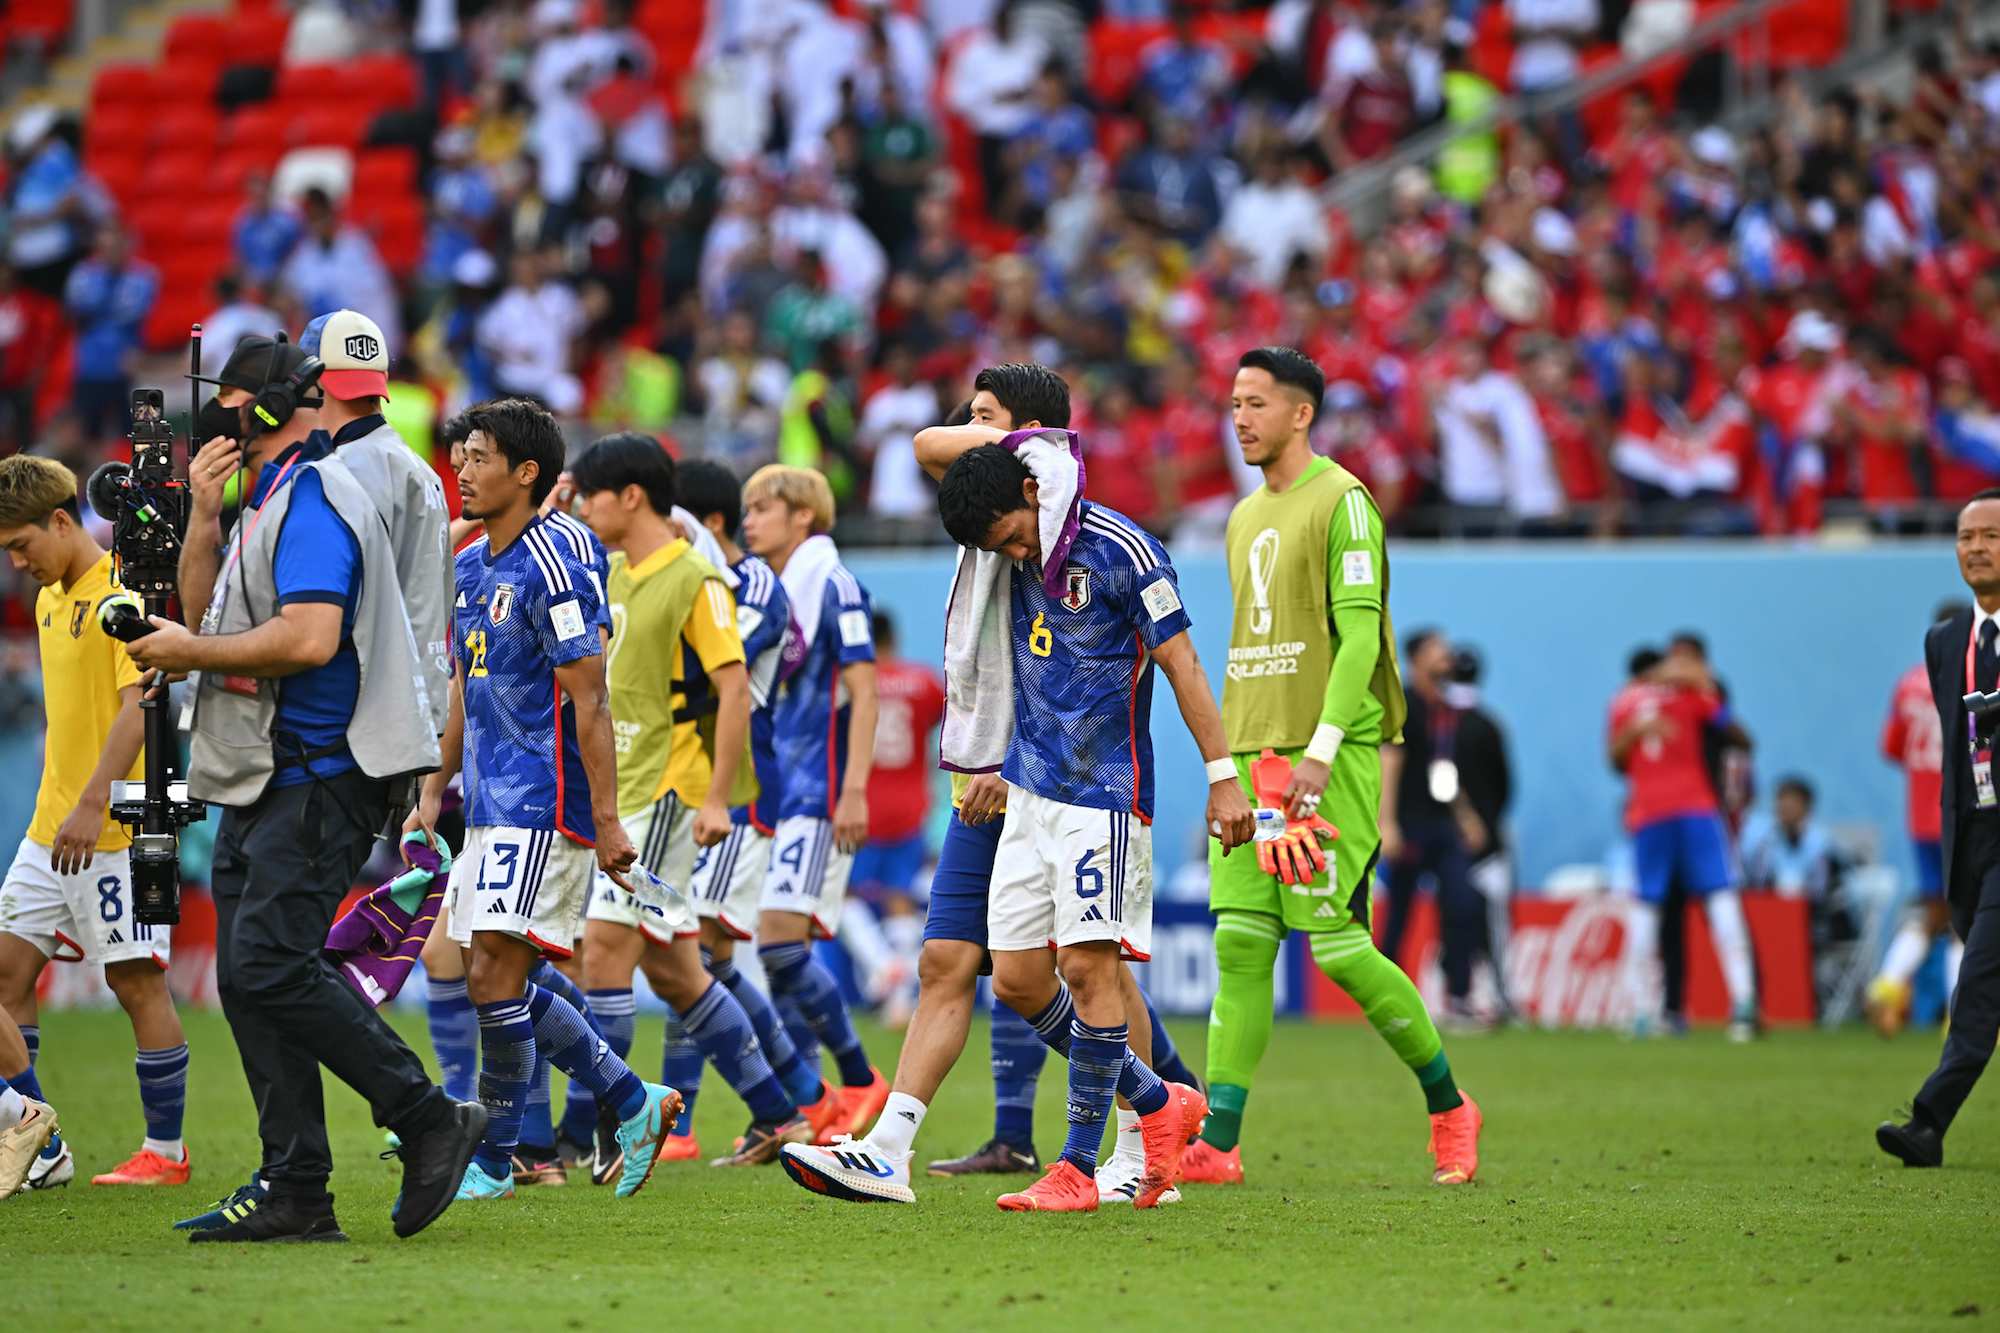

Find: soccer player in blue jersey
<box><xmin>737</xmin><ymin>464</ymin><xmax>890</xmax><ymax>1138</ymax></box>
<box><xmin>404</xmin><ymin>398</ymin><xmax>679</xmax><ymax>1201</ymax></box>
<box><xmin>781</xmin><ymin>365</ymin><xmax>1236</xmax><ymax>1211</ymax></box>
<box><xmin>949</xmin><ymin>444</ymin><xmax>1253</xmax><ymax>1211</ymax></box>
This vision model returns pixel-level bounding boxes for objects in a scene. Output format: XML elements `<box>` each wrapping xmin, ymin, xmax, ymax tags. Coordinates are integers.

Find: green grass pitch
<box><xmin>5</xmin><ymin>1008</ymin><xmax>1996</xmax><ymax>1331</ymax></box>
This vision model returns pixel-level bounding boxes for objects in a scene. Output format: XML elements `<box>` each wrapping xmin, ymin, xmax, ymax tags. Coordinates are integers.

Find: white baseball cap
<box><xmin>306</xmin><ymin>309</ymin><xmax>391</xmax><ymax>399</ymax></box>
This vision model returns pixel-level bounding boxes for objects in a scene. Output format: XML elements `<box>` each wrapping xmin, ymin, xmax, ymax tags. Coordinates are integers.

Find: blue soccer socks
<box><xmin>760</xmin><ymin>942</ymin><xmax>871</xmax><ymax>1087</ymax></box>
<box><xmin>473</xmin><ymin>998</ymin><xmax>535</xmax><ymax>1179</ymax></box>
<box><xmin>134</xmin><ymin>1043</ymin><xmax>190</xmax><ymax>1156</ymax></box>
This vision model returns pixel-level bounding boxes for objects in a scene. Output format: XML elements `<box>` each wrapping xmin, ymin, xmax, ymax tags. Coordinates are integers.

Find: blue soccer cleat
<box><xmin>172</xmin><ymin>1173</ymin><xmax>268</xmax><ymax>1230</ymax></box>
<box><xmin>613</xmin><ymin>1083</ymin><xmax>683</xmax><ymax>1199</ymax></box>
<box><xmin>454</xmin><ymin>1162</ymin><xmax>516</xmax><ymax>1201</ymax></box>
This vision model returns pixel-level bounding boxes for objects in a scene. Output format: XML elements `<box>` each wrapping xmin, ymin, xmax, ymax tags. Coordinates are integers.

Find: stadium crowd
<box><xmin>0</xmin><ymin>0</ymin><xmax>1993</xmax><ymax>553</ymax></box>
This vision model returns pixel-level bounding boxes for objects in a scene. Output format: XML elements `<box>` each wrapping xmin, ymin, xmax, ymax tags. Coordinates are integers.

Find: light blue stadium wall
<box><xmin>846</xmin><ymin>541</ymin><xmax>1964</xmax><ymax>891</ymax></box>
<box><xmin>0</xmin><ymin>541</ymin><xmax>1958</xmax><ymax>893</ymax></box>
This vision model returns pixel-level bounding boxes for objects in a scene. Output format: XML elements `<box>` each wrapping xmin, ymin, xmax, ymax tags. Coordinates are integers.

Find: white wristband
<box><xmin>1204</xmin><ymin>758</ymin><xmax>1237</xmax><ymax>786</ymax></box>
<box><xmin>1304</xmin><ymin>725</ymin><xmax>1344</xmax><ymax>766</ymax></box>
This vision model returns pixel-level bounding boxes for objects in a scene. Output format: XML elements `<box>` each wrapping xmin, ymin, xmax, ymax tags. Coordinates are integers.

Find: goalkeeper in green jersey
<box><xmin>1184</xmin><ymin>346</ymin><xmax>1483</xmax><ymax>1188</ymax></box>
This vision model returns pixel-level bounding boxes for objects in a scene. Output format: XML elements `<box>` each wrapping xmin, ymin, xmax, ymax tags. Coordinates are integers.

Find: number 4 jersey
<box><xmin>454</xmin><ymin>513</ymin><xmax>609</xmax><ymax>843</ymax></box>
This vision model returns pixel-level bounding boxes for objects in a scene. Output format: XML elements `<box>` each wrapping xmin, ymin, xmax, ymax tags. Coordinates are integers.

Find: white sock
<box><xmin>1623</xmin><ymin>899</ymin><xmax>1662</xmax><ymax>1023</ymax></box>
<box><xmin>871</xmin><ymin>1092</ymin><xmax>926</xmax><ymax>1158</ymax></box>
<box><xmin>1944</xmin><ymin>939</ymin><xmax>1964</xmax><ymax>1000</ymax></box>
<box><xmin>144</xmin><ymin>1136</ymin><xmax>184</xmax><ymax>1161</ymax></box>
<box><xmin>1878</xmin><ymin>919</ymin><xmax>1931</xmax><ymax>985</ymax></box>
<box><xmin>0</xmin><ymin>1084</ymin><xmax>22</xmax><ymax>1130</ymax></box>
<box><xmin>1114</xmin><ymin>1107</ymin><xmax>1142</xmax><ymax>1159</ymax></box>
<box><xmin>1704</xmin><ymin>890</ymin><xmax>1757</xmax><ymax>1015</ymax></box>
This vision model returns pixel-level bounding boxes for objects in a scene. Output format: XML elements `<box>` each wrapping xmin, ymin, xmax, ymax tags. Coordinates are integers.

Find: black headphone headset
<box><xmin>248</xmin><ymin>333</ymin><xmax>326</xmax><ymax>435</ymax></box>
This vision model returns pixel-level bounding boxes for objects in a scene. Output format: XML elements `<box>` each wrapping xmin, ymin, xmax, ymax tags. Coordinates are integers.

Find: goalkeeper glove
<box><xmin>1250</xmin><ymin>748</ymin><xmax>1339</xmax><ymax>887</ymax></box>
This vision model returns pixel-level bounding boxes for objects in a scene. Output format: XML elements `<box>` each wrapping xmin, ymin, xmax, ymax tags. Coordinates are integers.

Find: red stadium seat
<box><xmin>148</xmin><ymin>104</ymin><xmax>222</xmax><ymax>153</ymax></box>
<box><xmin>174</xmin><ymin>202</ymin><xmax>241</xmax><ymax>250</ymax></box>
<box><xmin>163</xmin><ymin>12</ymin><xmax>231</xmax><ymax>65</ymax></box>
<box><xmin>295</xmin><ymin>105</ymin><xmax>365</xmax><ymax>151</ymax></box>
<box><xmin>345</xmin><ymin>55</ymin><xmax>418</xmax><ymax>109</ymax></box>
<box><xmin>229</xmin><ymin>9</ymin><xmax>290</xmax><ymax>64</ymax></box>
<box><xmin>145</xmin><ymin>289</ymin><xmax>211</xmax><ymax>352</ymax></box>
<box><xmin>86</xmin><ymin>105</ymin><xmax>150</xmax><ymax>156</ymax></box>
<box><xmin>221</xmin><ymin>104</ymin><xmax>292</xmax><ymax>154</ymax></box>
<box><xmin>9</xmin><ymin>0</ymin><xmax>72</xmax><ymax>46</ymax></box>
<box><xmin>90</xmin><ymin>62</ymin><xmax>170</xmax><ymax>113</ymax></box>
<box><xmin>87</xmin><ymin>151</ymin><xmax>147</xmax><ymax>210</ymax></box>
<box><xmin>211</xmin><ymin>147</ymin><xmax>277</xmax><ymax>195</ymax></box>
<box><xmin>353</xmin><ymin>146</ymin><xmax>418</xmax><ymax>194</ymax></box>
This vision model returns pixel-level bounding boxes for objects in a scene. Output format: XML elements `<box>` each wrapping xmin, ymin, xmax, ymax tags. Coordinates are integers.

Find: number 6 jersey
<box><xmin>453</xmin><ymin>512</ymin><xmax>609</xmax><ymax>843</ymax></box>
<box><xmin>1002</xmin><ymin>502</ymin><xmax>1190</xmax><ymax>819</ymax></box>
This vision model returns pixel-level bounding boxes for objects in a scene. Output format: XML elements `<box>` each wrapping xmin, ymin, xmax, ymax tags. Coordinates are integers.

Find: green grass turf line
<box><xmin>4</xmin><ymin>1009</ymin><xmax>1996</xmax><ymax>1331</ymax></box>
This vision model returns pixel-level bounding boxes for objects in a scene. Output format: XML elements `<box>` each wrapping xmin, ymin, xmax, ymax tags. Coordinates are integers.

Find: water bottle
<box><xmin>1214</xmin><ymin>808</ymin><xmax>1289</xmax><ymax>841</ymax></box>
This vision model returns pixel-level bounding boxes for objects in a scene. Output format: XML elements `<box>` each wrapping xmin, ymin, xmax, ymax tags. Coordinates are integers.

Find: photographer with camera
<box><xmin>126</xmin><ymin>335</ymin><xmax>484</xmax><ymax>1242</ymax></box>
<box><xmin>0</xmin><ymin>455</ymin><xmax>190</xmax><ymax>1192</ymax></box>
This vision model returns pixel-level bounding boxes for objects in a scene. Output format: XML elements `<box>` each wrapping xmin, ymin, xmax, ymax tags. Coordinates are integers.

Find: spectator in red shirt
<box><xmin>1322</xmin><ymin>379</ymin><xmax>1410</xmax><ymax>522</ymax></box>
<box><xmin>1322</xmin><ymin>20</ymin><xmax>1413</xmax><ymax>171</ymax></box>
<box><xmin>1156</xmin><ymin>347</ymin><xmax>1238</xmax><ymax>540</ymax></box>
<box><xmin>1835</xmin><ymin>329</ymin><xmax>1931</xmax><ymax>528</ymax></box>
<box><xmin>1867</xmin><ymin>599</ymin><xmax>1968</xmax><ymax>1035</ymax></box>
<box><xmin>1520</xmin><ymin>334</ymin><xmax>1615</xmax><ymax>531</ymax></box>
<box><xmin>1076</xmin><ymin>373</ymin><xmax>1174</xmax><ymax>534</ymax></box>
<box><xmin>1608</xmin><ymin>645</ymin><xmax>1759</xmax><ymax>1036</ymax></box>
<box><xmin>0</xmin><ymin>263</ymin><xmax>62</xmax><ymax>452</ymax></box>
<box><xmin>853</xmin><ymin>609</ymin><xmax>947</xmax><ymax>1026</ymax></box>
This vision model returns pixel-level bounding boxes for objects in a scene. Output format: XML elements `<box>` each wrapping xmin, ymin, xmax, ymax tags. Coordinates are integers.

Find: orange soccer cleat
<box><xmin>997</xmin><ymin>1159</ymin><xmax>1100</xmax><ymax>1212</ymax></box>
<box><xmin>1134</xmin><ymin>1082</ymin><xmax>1207</xmax><ymax>1208</ymax></box>
<box><xmin>802</xmin><ymin>1081</ymin><xmax>847</xmax><ymax>1145</ymax></box>
<box><xmin>91</xmin><ymin>1147</ymin><xmax>191</xmax><ymax>1187</ymax></box>
<box><xmin>1428</xmin><ymin>1093</ymin><xmax>1482</xmax><ymax>1185</ymax></box>
<box><xmin>658</xmin><ymin>1134</ymin><xmax>703</xmax><ymax>1163</ymax></box>
<box><xmin>836</xmin><ymin>1068</ymin><xmax>891</xmax><ymax>1138</ymax></box>
<box><xmin>1179</xmin><ymin>1137</ymin><xmax>1244</xmax><ymax>1185</ymax></box>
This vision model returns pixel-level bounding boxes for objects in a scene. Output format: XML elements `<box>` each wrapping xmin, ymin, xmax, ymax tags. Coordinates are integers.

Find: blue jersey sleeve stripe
<box><xmin>831</xmin><ymin>566</ymin><xmax>864</xmax><ymax>606</ymax></box>
<box><xmin>551</xmin><ymin>512</ymin><xmax>588</xmax><ymax>560</ymax></box>
<box><xmin>1081</xmin><ymin>512</ymin><xmax>1158</xmax><ymax>573</ymax></box>
<box><xmin>523</xmin><ymin>526</ymin><xmax>573</xmax><ymax>595</ymax></box>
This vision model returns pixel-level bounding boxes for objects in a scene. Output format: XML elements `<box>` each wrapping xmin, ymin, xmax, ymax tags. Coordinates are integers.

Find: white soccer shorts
<box><xmin>448</xmin><ymin>825</ymin><xmax>596</xmax><ymax>958</ymax></box>
<box><xmin>687</xmin><ymin>820</ymin><xmax>771</xmax><ymax>940</ymax></box>
<box><xmin>759</xmin><ymin>815</ymin><xmax>855</xmax><ymax>940</ymax></box>
<box><xmin>987</xmin><ymin>786</ymin><xmax>1154</xmax><ymax>960</ymax></box>
<box><xmin>587</xmin><ymin>793</ymin><xmax>699</xmax><ymax>944</ymax></box>
<box><xmin>0</xmin><ymin>835</ymin><xmax>167</xmax><ymax>968</ymax></box>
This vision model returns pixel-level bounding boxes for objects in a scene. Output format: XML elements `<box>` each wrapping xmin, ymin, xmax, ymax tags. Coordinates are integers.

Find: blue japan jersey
<box><xmin>771</xmin><ymin>564</ymin><xmax>874</xmax><ymax>820</ymax></box>
<box><xmin>1002</xmin><ymin>503</ymin><xmax>1191</xmax><ymax>818</ymax></box>
<box><xmin>454</xmin><ymin>514</ymin><xmax>606</xmax><ymax>842</ymax></box>
<box><xmin>732</xmin><ymin>553</ymin><xmax>790</xmax><ymax>829</ymax></box>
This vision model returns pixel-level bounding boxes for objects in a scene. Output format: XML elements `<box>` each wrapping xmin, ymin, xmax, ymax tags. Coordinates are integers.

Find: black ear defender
<box><xmin>249</xmin><ymin>333</ymin><xmax>327</xmax><ymax>434</ymax></box>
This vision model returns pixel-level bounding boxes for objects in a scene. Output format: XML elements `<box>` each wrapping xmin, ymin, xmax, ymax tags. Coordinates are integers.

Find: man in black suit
<box><xmin>1879</xmin><ymin>488</ymin><xmax>2000</xmax><ymax>1166</ymax></box>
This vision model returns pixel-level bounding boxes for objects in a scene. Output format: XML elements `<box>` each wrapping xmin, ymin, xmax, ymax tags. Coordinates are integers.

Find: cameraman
<box><xmin>298</xmin><ymin>309</ymin><xmax>453</xmax><ymax>735</ymax></box>
<box><xmin>127</xmin><ymin>336</ymin><xmax>483</xmax><ymax>1243</ymax></box>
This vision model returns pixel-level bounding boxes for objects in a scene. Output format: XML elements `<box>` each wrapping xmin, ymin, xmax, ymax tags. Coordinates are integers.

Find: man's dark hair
<box><xmin>1966</xmin><ymin>487</ymin><xmax>2000</xmax><ymax>510</ymax></box>
<box><xmin>440</xmin><ymin>412</ymin><xmax>474</xmax><ymax>450</ymax></box>
<box><xmin>570</xmin><ymin>431</ymin><xmax>675</xmax><ymax>515</ymax></box>
<box><xmin>1450</xmin><ymin>645</ymin><xmax>1482</xmax><ymax>685</ymax></box>
<box><xmin>1403</xmin><ymin>626</ymin><xmax>1442</xmax><ymax>662</ymax></box>
<box><xmin>465</xmin><ymin>397</ymin><xmax>567</xmax><ymax>505</ymax></box>
<box><xmin>1776</xmin><ymin>774</ymin><xmax>1815</xmax><ymax>805</ymax></box>
<box><xmin>1669</xmin><ymin>630</ymin><xmax>1708</xmax><ymax>661</ymax></box>
<box><xmin>938</xmin><ymin>445</ymin><xmax>1032</xmax><ymax>549</ymax></box>
<box><xmin>677</xmin><ymin>457</ymin><xmax>742</xmax><ymax>534</ymax></box>
<box><xmin>1238</xmin><ymin>346</ymin><xmax>1326</xmax><ymax>423</ymax></box>
<box><xmin>972</xmin><ymin>363</ymin><xmax>1069</xmax><ymax>428</ymax></box>
<box><xmin>1629</xmin><ymin>646</ymin><xmax>1664</xmax><ymax>678</ymax></box>
<box><xmin>872</xmin><ymin>609</ymin><xmax>896</xmax><ymax>650</ymax></box>
<box><xmin>1936</xmin><ymin>598</ymin><xmax>1971</xmax><ymax>625</ymax></box>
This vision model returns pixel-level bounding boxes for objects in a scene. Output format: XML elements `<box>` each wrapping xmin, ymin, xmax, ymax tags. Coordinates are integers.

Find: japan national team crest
<box><xmin>1059</xmin><ymin>565</ymin><xmax>1091</xmax><ymax>612</ymax></box>
<box><xmin>489</xmin><ymin>583</ymin><xmax>515</xmax><ymax>625</ymax></box>
<box><xmin>69</xmin><ymin>601</ymin><xmax>90</xmax><ymax>638</ymax></box>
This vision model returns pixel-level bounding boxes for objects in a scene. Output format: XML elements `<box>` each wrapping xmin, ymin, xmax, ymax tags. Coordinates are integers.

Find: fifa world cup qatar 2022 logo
<box><xmin>1247</xmin><ymin>527</ymin><xmax>1279</xmax><ymax>636</ymax></box>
